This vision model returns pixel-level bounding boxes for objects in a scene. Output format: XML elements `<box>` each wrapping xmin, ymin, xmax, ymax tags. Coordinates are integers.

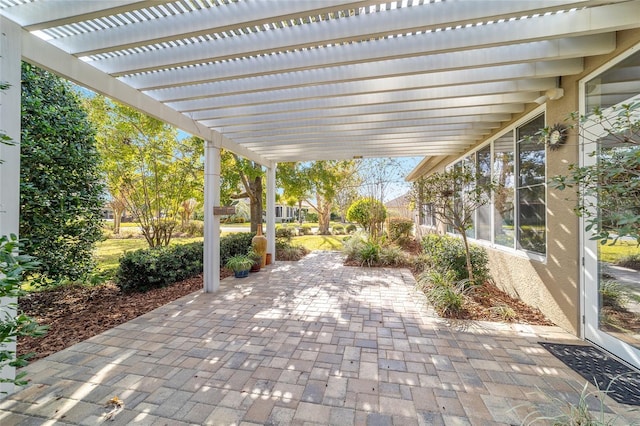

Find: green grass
<box><xmin>598</xmin><ymin>240</ymin><xmax>640</xmax><ymax>264</ymax></box>
<box><xmin>292</xmin><ymin>235</ymin><xmax>344</xmax><ymax>251</ymax></box>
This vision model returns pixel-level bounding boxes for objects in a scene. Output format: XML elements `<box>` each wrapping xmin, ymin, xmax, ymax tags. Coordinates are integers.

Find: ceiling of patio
<box><xmin>2</xmin><ymin>0</ymin><xmax>639</xmax><ymax>165</ymax></box>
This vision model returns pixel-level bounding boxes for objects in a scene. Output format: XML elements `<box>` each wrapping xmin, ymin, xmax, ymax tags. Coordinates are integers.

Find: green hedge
<box><xmin>116</xmin><ymin>242</ymin><xmax>204</xmax><ymax>292</ymax></box>
<box><xmin>420</xmin><ymin>234</ymin><xmax>490</xmax><ymax>283</ymax></box>
<box><xmin>116</xmin><ymin>232</ymin><xmax>256</xmax><ymax>292</ymax></box>
<box><xmin>388</xmin><ymin>217</ymin><xmax>413</xmax><ymax>241</ymax></box>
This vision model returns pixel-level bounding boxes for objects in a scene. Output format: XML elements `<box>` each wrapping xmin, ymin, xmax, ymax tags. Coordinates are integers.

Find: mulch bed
<box><xmin>18</xmin><ymin>270</ymin><xmax>232</xmax><ymax>362</ymax></box>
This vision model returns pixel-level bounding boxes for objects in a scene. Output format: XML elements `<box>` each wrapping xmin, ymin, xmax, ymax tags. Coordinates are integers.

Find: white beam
<box><xmin>88</xmin><ymin>1</ymin><xmax>622</xmax><ymax>75</ymax></box>
<box><xmin>19</xmin><ymin>29</ymin><xmax>271</xmax><ymax>167</ymax></box>
<box><xmin>181</xmin><ymin>91</ymin><xmax>539</xmax><ymax>120</ymax></box>
<box><xmin>266</xmin><ymin>165</ymin><xmax>277</xmax><ymax>264</ymax></box>
<box><xmin>141</xmin><ymin>33</ymin><xmax>610</xmax><ymax>96</ymax></box>
<box><xmin>203</xmin><ymin>134</ymin><xmax>221</xmax><ymax>293</ymax></box>
<box><xmin>0</xmin><ymin>16</ymin><xmax>21</xmax><ymax>396</ymax></box>
<box><xmin>56</xmin><ymin>1</ymin><xmax>374</xmax><ymax>56</ymax></box>
<box><xmin>170</xmin><ymin>59</ymin><xmax>582</xmax><ymax>113</ymax></box>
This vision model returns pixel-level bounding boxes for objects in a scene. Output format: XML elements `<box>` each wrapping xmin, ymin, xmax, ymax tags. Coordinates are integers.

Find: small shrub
<box><xmin>388</xmin><ymin>217</ymin><xmax>413</xmax><ymax>241</ymax></box>
<box><xmin>346</xmin><ymin>224</ymin><xmax>357</xmax><ymax>234</ymax></box>
<box><xmin>616</xmin><ymin>253</ymin><xmax>640</xmax><ymax>271</ymax></box>
<box><xmin>358</xmin><ymin>240</ymin><xmax>381</xmax><ymax>267</ymax></box>
<box><xmin>421</xmin><ymin>234</ymin><xmax>490</xmax><ymax>284</ymax></box>
<box><xmin>116</xmin><ymin>242</ymin><xmax>204</xmax><ymax>292</ymax></box>
<box><xmin>417</xmin><ymin>269</ymin><xmax>468</xmax><ymax>316</ymax></box>
<box><xmin>600</xmin><ymin>280</ymin><xmax>628</xmax><ymax>310</ymax></box>
<box><xmin>305</xmin><ymin>212</ymin><xmax>319</xmax><ymax>222</ymax></box>
<box><xmin>379</xmin><ymin>245</ymin><xmax>407</xmax><ymax>266</ymax></box>
<box><xmin>178</xmin><ymin>220</ymin><xmax>204</xmax><ymax>237</ymax></box>
<box><xmin>220</xmin><ymin>232</ymin><xmax>255</xmax><ymax>265</ymax></box>
<box><xmin>277</xmin><ymin>244</ymin><xmax>309</xmax><ymax>261</ymax></box>
<box><xmin>275</xmin><ymin>226</ymin><xmax>296</xmax><ymax>241</ymax></box>
<box><xmin>342</xmin><ymin>232</ymin><xmax>368</xmax><ymax>261</ymax></box>
<box><xmin>299</xmin><ymin>225</ymin><xmax>312</xmax><ymax>235</ymax></box>
<box><xmin>490</xmin><ymin>305</ymin><xmax>517</xmax><ymax>321</ymax></box>
<box><xmin>333</xmin><ymin>225</ymin><xmax>345</xmax><ymax>235</ymax></box>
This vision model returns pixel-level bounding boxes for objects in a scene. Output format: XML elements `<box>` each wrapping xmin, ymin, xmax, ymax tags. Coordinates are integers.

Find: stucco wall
<box><xmin>486</xmin><ymin>29</ymin><xmax>640</xmax><ymax>335</ymax></box>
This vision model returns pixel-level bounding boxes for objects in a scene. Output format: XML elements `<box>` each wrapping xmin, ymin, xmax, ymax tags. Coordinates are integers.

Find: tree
<box><xmin>552</xmin><ymin>101</ymin><xmax>640</xmax><ymax>244</ymax></box>
<box><xmin>411</xmin><ymin>165</ymin><xmax>495</xmax><ymax>284</ymax></box>
<box><xmin>86</xmin><ymin>95</ymin><xmax>203</xmax><ymax>247</ymax></box>
<box><xmin>277</xmin><ymin>162</ymin><xmax>313</xmax><ymax>225</ymax></box>
<box><xmin>229</xmin><ymin>155</ymin><xmax>264</xmax><ymax>233</ymax></box>
<box><xmin>346</xmin><ymin>198</ymin><xmax>387</xmax><ymax>237</ymax></box>
<box><xmin>305</xmin><ymin>161</ymin><xmax>358</xmax><ymax>234</ymax></box>
<box><xmin>20</xmin><ymin>63</ymin><xmax>105</xmax><ymax>281</ymax></box>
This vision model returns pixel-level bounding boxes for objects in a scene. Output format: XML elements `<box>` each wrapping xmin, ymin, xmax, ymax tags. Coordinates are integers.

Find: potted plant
<box><xmin>247</xmin><ymin>248</ymin><xmax>261</xmax><ymax>272</ymax></box>
<box><xmin>225</xmin><ymin>254</ymin><xmax>254</xmax><ymax>278</ymax></box>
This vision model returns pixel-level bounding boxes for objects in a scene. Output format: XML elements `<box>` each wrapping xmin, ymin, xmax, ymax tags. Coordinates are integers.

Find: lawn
<box><xmin>598</xmin><ymin>239</ymin><xmax>640</xmax><ymax>264</ymax></box>
<box><xmin>95</xmin><ymin>233</ymin><xmax>344</xmax><ymax>273</ymax></box>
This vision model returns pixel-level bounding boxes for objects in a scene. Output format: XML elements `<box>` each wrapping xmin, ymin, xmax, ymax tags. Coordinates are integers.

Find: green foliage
<box><xmin>220</xmin><ymin>232</ymin><xmax>255</xmax><ymax>266</ymax></box>
<box><xmin>388</xmin><ymin>217</ymin><xmax>413</xmax><ymax>242</ymax></box>
<box><xmin>416</xmin><ymin>270</ymin><xmax>468</xmax><ymax>316</ymax></box>
<box><xmin>225</xmin><ymin>254</ymin><xmax>254</xmax><ymax>272</ymax></box>
<box><xmin>346</xmin><ymin>198</ymin><xmax>387</xmax><ymax>236</ymax></box>
<box><xmin>0</xmin><ymin>235</ymin><xmax>48</xmax><ymax>391</ymax></box>
<box><xmin>346</xmin><ymin>224</ymin><xmax>357</xmax><ymax>234</ymax></box>
<box><xmin>86</xmin><ymin>95</ymin><xmax>204</xmax><ymax>247</ymax></box>
<box><xmin>411</xmin><ymin>164</ymin><xmax>495</xmax><ymax>282</ymax></box>
<box><xmin>305</xmin><ymin>212</ymin><xmax>319</xmax><ymax>222</ymax></box>
<box><xmin>551</xmin><ymin>101</ymin><xmax>640</xmax><ymax>245</ymax></box>
<box><xmin>358</xmin><ymin>240</ymin><xmax>382</xmax><ymax>267</ymax></box>
<box><xmin>177</xmin><ymin>220</ymin><xmax>204</xmax><ymax>237</ymax></box>
<box><xmin>20</xmin><ymin>63</ymin><xmax>105</xmax><ymax>282</ymax></box>
<box><xmin>379</xmin><ymin>245</ymin><xmax>407</xmax><ymax>267</ymax></box>
<box><xmin>616</xmin><ymin>253</ymin><xmax>640</xmax><ymax>270</ymax></box>
<box><xmin>421</xmin><ymin>234</ymin><xmax>490</xmax><ymax>284</ymax></box>
<box><xmin>599</xmin><ymin>280</ymin><xmax>628</xmax><ymax>310</ymax></box>
<box><xmin>332</xmin><ymin>225</ymin><xmax>345</xmax><ymax>235</ymax></box>
<box><xmin>299</xmin><ymin>225</ymin><xmax>312</xmax><ymax>235</ymax></box>
<box><xmin>275</xmin><ymin>226</ymin><xmax>296</xmax><ymax>241</ymax></box>
<box><xmin>115</xmin><ymin>242</ymin><xmax>203</xmax><ymax>292</ymax></box>
<box><xmin>276</xmin><ymin>242</ymin><xmax>309</xmax><ymax>261</ymax></box>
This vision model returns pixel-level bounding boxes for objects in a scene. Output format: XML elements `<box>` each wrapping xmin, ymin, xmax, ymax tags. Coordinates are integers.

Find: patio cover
<box><xmin>2</xmin><ymin>0</ymin><xmax>639</xmax><ymax>165</ymax></box>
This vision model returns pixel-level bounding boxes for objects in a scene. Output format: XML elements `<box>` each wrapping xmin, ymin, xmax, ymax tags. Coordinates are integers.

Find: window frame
<box><xmin>444</xmin><ymin>106</ymin><xmax>547</xmax><ymax>262</ymax></box>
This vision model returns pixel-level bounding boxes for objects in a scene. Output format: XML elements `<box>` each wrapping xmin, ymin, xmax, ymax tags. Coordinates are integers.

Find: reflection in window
<box><xmin>516</xmin><ymin>114</ymin><xmax>546</xmax><ymax>254</ymax></box>
<box><xmin>476</xmin><ymin>145</ymin><xmax>492</xmax><ymax>241</ymax></box>
<box><xmin>493</xmin><ymin>133</ymin><xmax>515</xmax><ymax>248</ymax></box>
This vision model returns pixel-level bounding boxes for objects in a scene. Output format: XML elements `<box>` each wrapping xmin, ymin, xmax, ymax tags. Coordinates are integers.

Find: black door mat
<box><xmin>539</xmin><ymin>342</ymin><xmax>640</xmax><ymax>406</ymax></box>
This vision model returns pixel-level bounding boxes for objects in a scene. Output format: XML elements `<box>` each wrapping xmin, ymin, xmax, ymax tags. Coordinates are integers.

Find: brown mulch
<box><xmin>448</xmin><ymin>280</ymin><xmax>554</xmax><ymax>325</ymax></box>
<box><xmin>18</xmin><ymin>270</ymin><xmax>232</xmax><ymax>362</ymax></box>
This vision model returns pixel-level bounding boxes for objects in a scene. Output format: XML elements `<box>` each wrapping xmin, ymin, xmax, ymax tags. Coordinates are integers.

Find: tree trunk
<box><xmin>460</xmin><ymin>231</ymin><xmax>475</xmax><ymax>284</ymax></box>
<box><xmin>317</xmin><ymin>195</ymin><xmax>332</xmax><ymax>234</ymax></box>
<box><xmin>298</xmin><ymin>199</ymin><xmax>303</xmax><ymax>225</ymax></box>
<box><xmin>249</xmin><ymin>176</ymin><xmax>263</xmax><ymax>233</ymax></box>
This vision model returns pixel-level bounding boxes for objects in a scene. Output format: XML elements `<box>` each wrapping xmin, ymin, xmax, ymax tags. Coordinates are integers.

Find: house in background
<box><xmin>407</xmin><ymin>29</ymin><xmax>640</xmax><ymax>369</ymax></box>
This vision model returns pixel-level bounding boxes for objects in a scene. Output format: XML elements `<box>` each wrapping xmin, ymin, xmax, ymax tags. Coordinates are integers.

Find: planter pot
<box><xmin>266</xmin><ymin>253</ymin><xmax>272</xmax><ymax>265</ymax></box>
<box><xmin>250</xmin><ymin>262</ymin><xmax>261</xmax><ymax>272</ymax></box>
<box><xmin>234</xmin><ymin>269</ymin><xmax>250</xmax><ymax>278</ymax></box>
<box><xmin>252</xmin><ymin>224</ymin><xmax>268</xmax><ymax>267</ymax></box>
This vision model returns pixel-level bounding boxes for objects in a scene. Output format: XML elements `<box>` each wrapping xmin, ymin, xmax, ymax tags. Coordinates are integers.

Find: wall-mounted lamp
<box><xmin>535</xmin><ymin>87</ymin><xmax>565</xmax><ymax>105</ymax></box>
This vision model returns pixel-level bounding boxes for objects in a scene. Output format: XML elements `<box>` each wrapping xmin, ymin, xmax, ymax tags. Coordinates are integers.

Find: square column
<box><xmin>266</xmin><ymin>164</ymin><xmax>277</xmax><ymax>262</ymax></box>
<box><xmin>203</xmin><ymin>134</ymin><xmax>222</xmax><ymax>292</ymax></box>
<box><xmin>0</xmin><ymin>16</ymin><xmax>22</xmax><ymax>396</ymax></box>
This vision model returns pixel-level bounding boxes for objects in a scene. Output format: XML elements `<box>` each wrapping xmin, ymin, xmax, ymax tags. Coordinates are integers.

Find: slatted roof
<box><xmin>2</xmin><ymin>0</ymin><xmax>639</xmax><ymax>166</ymax></box>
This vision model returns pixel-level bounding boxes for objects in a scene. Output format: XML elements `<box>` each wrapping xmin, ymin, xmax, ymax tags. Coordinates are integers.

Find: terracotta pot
<box><xmin>266</xmin><ymin>253</ymin><xmax>272</xmax><ymax>265</ymax></box>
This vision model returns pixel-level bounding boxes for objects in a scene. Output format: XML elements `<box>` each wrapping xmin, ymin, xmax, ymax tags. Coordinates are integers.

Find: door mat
<box><xmin>539</xmin><ymin>342</ymin><xmax>640</xmax><ymax>406</ymax></box>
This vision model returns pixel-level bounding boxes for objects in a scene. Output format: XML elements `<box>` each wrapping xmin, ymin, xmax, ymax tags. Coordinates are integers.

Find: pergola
<box><xmin>1</xmin><ymin>0</ymin><xmax>639</xmax><ymax>295</ymax></box>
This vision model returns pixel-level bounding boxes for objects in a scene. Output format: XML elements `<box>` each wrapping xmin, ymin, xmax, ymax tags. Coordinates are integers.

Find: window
<box><xmin>421</xmin><ymin>203</ymin><xmax>436</xmax><ymax>227</ymax></box>
<box><xmin>443</xmin><ymin>112</ymin><xmax>546</xmax><ymax>257</ymax></box>
<box><xmin>516</xmin><ymin>115</ymin><xmax>546</xmax><ymax>254</ymax></box>
<box><xmin>493</xmin><ymin>133</ymin><xmax>515</xmax><ymax>248</ymax></box>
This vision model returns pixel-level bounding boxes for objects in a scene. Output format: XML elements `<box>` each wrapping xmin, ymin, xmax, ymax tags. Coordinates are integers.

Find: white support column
<box><xmin>0</xmin><ymin>16</ymin><xmax>22</xmax><ymax>396</ymax></box>
<box><xmin>266</xmin><ymin>163</ymin><xmax>277</xmax><ymax>263</ymax></box>
<box><xmin>203</xmin><ymin>133</ymin><xmax>222</xmax><ymax>293</ymax></box>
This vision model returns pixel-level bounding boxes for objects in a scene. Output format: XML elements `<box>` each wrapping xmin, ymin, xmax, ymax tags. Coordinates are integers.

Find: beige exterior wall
<box><xmin>439</xmin><ymin>29</ymin><xmax>640</xmax><ymax>335</ymax></box>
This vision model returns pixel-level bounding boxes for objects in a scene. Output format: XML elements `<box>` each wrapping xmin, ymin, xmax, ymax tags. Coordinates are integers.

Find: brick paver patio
<box><xmin>1</xmin><ymin>251</ymin><xmax>638</xmax><ymax>425</ymax></box>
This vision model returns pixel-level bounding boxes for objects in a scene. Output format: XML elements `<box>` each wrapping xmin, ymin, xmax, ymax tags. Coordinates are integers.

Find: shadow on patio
<box><xmin>1</xmin><ymin>251</ymin><xmax>638</xmax><ymax>425</ymax></box>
